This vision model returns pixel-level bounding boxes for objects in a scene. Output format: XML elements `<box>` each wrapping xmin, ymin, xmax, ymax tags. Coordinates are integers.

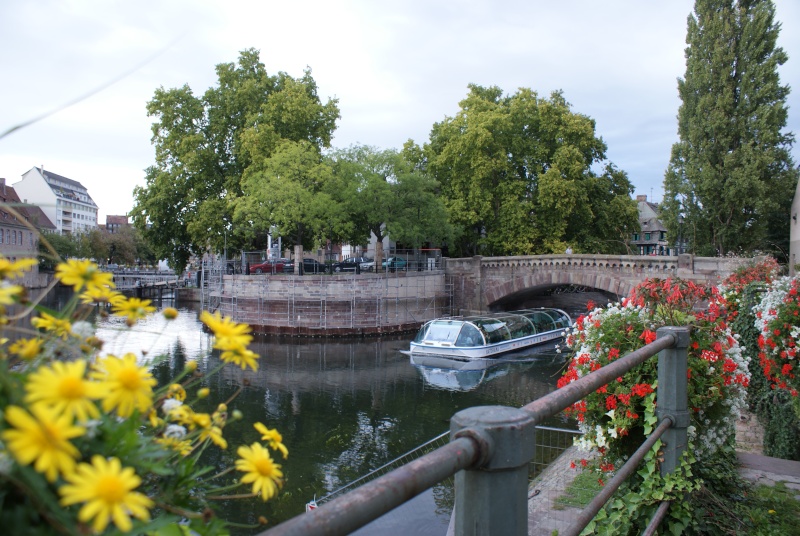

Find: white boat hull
<box><xmin>409</xmin><ymin>329</ymin><xmax>564</xmax><ymax>361</ymax></box>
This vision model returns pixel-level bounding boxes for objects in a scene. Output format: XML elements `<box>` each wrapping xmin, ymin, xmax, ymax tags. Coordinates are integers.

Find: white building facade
<box><xmin>13</xmin><ymin>167</ymin><xmax>99</xmax><ymax>235</ymax></box>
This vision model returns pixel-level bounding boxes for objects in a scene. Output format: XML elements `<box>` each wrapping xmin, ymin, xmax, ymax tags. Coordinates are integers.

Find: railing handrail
<box><xmin>261</xmin><ymin>327</ymin><xmax>689</xmax><ymax>536</ymax></box>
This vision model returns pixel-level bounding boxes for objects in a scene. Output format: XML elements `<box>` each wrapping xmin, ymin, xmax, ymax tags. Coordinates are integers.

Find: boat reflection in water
<box><xmin>411</xmin><ymin>342</ymin><xmax>565</xmax><ymax>392</ymax></box>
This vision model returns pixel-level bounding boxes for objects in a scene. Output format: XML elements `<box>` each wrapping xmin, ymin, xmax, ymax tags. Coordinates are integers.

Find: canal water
<box><xmin>93</xmin><ymin>297</ymin><xmax>571</xmax><ymax>534</ymax></box>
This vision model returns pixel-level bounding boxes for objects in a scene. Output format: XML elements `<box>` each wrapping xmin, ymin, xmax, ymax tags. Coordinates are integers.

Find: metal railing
<box><xmin>259</xmin><ymin>326</ymin><xmax>689</xmax><ymax>536</ymax></box>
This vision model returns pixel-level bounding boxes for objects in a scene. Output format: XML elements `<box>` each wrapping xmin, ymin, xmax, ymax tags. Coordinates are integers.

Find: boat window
<box><xmin>500</xmin><ymin>315</ymin><xmax>535</xmax><ymax>338</ymax></box>
<box><xmin>526</xmin><ymin>311</ymin><xmax>556</xmax><ymax>333</ymax></box>
<box><xmin>552</xmin><ymin>310</ymin><xmax>571</xmax><ymax>329</ymax></box>
<box><xmin>421</xmin><ymin>321</ymin><xmax>462</xmax><ymax>344</ymax></box>
<box><xmin>455</xmin><ymin>323</ymin><xmax>484</xmax><ymax>347</ymax></box>
<box><xmin>473</xmin><ymin>319</ymin><xmax>510</xmax><ymax>344</ymax></box>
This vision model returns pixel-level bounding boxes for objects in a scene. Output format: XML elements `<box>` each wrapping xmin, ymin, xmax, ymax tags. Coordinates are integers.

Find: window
<box><xmin>11</xmin><ymin>231</ymin><xmax>15</xmax><ymax>245</ymax></box>
<box><xmin>633</xmin><ymin>233</ymin><xmax>639</xmax><ymax>241</ymax></box>
<box><xmin>0</xmin><ymin>229</ymin><xmax>3</xmax><ymax>244</ymax></box>
<box><xmin>644</xmin><ymin>233</ymin><xmax>651</xmax><ymax>241</ymax></box>
<box><xmin>660</xmin><ymin>231</ymin><xmax>666</xmax><ymax>240</ymax></box>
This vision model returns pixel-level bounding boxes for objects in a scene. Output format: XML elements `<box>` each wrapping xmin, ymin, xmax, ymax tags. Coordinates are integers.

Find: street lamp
<box><xmin>677</xmin><ymin>215</ymin><xmax>684</xmax><ymax>255</ymax></box>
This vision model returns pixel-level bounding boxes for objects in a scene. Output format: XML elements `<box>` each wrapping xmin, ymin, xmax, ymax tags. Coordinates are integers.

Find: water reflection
<box><xmin>92</xmin><ymin>298</ymin><xmax>569</xmax><ymax>534</ymax></box>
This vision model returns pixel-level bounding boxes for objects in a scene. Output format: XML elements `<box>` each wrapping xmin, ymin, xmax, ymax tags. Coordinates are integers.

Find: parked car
<box><xmin>331</xmin><ymin>257</ymin><xmax>371</xmax><ymax>273</ymax></box>
<box><xmin>283</xmin><ymin>258</ymin><xmax>328</xmax><ymax>275</ymax></box>
<box><xmin>360</xmin><ymin>259</ymin><xmax>376</xmax><ymax>272</ymax></box>
<box><xmin>382</xmin><ymin>257</ymin><xmax>408</xmax><ymax>272</ymax></box>
<box><xmin>250</xmin><ymin>259</ymin><xmax>287</xmax><ymax>274</ymax></box>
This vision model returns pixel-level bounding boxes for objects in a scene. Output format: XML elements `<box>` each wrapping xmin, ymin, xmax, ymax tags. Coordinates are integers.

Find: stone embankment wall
<box><xmin>216</xmin><ymin>271</ymin><xmax>450</xmax><ymax>336</ymax></box>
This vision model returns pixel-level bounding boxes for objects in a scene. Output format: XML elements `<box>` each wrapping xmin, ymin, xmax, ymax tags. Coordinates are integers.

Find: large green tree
<box><xmin>325</xmin><ymin>145</ymin><xmax>453</xmax><ymax>253</ymax></box>
<box><xmin>662</xmin><ymin>0</ymin><xmax>798</xmax><ymax>257</ymax></box>
<box><xmin>423</xmin><ymin>85</ymin><xmax>638</xmax><ymax>257</ymax></box>
<box><xmin>130</xmin><ymin>49</ymin><xmax>340</xmax><ymax>272</ymax></box>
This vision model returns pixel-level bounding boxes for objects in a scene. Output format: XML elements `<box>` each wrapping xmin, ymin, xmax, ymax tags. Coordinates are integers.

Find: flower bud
<box><xmin>185</xmin><ymin>361</ymin><xmax>198</xmax><ymax>372</ymax></box>
<box><xmin>231</xmin><ymin>409</ymin><xmax>243</xmax><ymax>421</ymax></box>
<box><xmin>197</xmin><ymin>387</ymin><xmax>210</xmax><ymax>399</ymax></box>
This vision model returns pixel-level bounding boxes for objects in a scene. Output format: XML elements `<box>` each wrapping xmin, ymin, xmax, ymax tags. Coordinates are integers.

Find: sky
<box><xmin>1</xmin><ymin>0</ymin><xmax>799</xmax><ymax>223</ymax></box>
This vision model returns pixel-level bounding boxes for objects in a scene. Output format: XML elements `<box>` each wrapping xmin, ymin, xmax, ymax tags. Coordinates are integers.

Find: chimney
<box><xmin>636</xmin><ymin>195</ymin><xmax>647</xmax><ymax>202</ymax></box>
<box><xmin>0</xmin><ymin>178</ymin><xmax>5</xmax><ymax>195</ymax></box>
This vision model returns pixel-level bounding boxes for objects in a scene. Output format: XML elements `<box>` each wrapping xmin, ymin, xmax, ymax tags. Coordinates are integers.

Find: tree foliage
<box><xmin>130</xmin><ymin>49</ymin><xmax>340</xmax><ymax>273</ymax></box>
<box><xmin>662</xmin><ymin>0</ymin><xmax>799</xmax><ymax>257</ymax></box>
<box><xmin>423</xmin><ymin>85</ymin><xmax>638</xmax><ymax>257</ymax></box>
<box><xmin>325</xmin><ymin>145</ymin><xmax>453</xmax><ymax>252</ymax></box>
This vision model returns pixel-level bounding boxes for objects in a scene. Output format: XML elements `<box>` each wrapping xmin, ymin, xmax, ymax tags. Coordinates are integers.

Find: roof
<box><xmin>106</xmin><ymin>215</ymin><xmax>129</xmax><ymax>225</ymax></box>
<box><xmin>0</xmin><ymin>181</ymin><xmax>56</xmax><ymax>230</ymax></box>
<box><xmin>37</xmin><ymin>167</ymin><xmax>97</xmax><ymax>207</ymax></box>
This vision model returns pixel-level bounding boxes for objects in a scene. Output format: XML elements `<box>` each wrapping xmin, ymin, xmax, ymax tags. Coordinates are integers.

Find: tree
<box><xmin>325</xmin><ymin>145</ymin><xmax>453</xmax><ymax>255</ymax></box>
<box><xmin>234</xmin><ymin>140</ymin><xmax>338</xmax><ymax>251</ymax></box>
<box><xmin>662</xmin><ymin>0</ymin><xmax>799</xmax><ymax>257</ymax></box>
<box><xmin>130</xmin><ymin>49</ymin><xmax>340</xmax><ymax>273</ymax></box>
<box><xmin>423</xmin><ymin>85</ymin><xmax>638</xmax><ymax>257</ymax></box>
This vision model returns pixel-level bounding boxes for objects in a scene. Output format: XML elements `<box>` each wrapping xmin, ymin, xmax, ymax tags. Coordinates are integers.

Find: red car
<box><xmin>250</xmin><ymin>259</ymin><xmax>287</xmax><ymax>274</ymax></box>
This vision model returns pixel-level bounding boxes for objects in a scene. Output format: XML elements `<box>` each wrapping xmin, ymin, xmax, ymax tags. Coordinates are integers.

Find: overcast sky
<box><xmin>1</xmin><ymin>0</ymin><xmax>798</xmax><ymax>222</ymax></box>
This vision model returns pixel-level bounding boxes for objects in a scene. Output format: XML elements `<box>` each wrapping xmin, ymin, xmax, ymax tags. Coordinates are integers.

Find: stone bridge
<box><xmin>444</xmin><ymin>254</ymin><xmax>749</xmax><ymax>316</ymax></box>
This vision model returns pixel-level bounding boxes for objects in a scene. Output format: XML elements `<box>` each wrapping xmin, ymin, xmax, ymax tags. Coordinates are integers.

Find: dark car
<box><xmin>250</xmin><ymin>259</ymin><xmax>287</xmax><ymax>274</ymax></box>
<box><xmin>283</xmin><ymin>258</ymin><xmax>328</xmax><ymax>275</ymax></box>
<box><xmin>331</xmin><ymin>256</ymin><xmax>371</xmax><ymax>273</ymax></box>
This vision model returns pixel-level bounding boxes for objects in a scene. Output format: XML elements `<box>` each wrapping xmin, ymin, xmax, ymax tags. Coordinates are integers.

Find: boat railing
<box><xmin>259</xmin><ymin>326</ymin><xmax>689</xmax><ymax>536</ymax></box>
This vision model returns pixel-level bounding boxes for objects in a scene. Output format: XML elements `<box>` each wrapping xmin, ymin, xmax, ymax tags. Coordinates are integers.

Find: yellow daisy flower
<box><xmin>200</xmin><ymin>311</ymin><xmax>253</xmax><ymax>349</ymax></box>
<box><xmin>92</xmin><ymin>354</ymin><xmax>157</xmax><ymax>418</ymax></box>
<box><xmin>155</xmin><ymin>436</ymin><xmax>193</xmax><ymax>456</ymax></box>
<box><xmin>25</xmin><ymin>360</ymin><xmax>106</xmax><ymax>422</ymax></box>
<box><xmin>199</xmin><ymin>426</ymin><xmax>227</xmax><ymax>449</ymax></box>
<box><xmin>0</xmin><ymin>284</ymin><xmax>23</xmax><ymax>306</ymax></box>
<box><xmin>58</xmin><ymin>455</ymin><xmax>153</xmax><ymax>533</ymax></box>
<box><xmin>79</xmin><ymin>286</ymin><xmax>125</xmax><ymax>306</ymax></box>
<box><xmin>9</xmin><ymin>337</ymin><xmax>44</xmax><ymax>360</ymax></box>
<box><xmin>56</xmin><ymin>259</ymin><xmax>115</xmax><ymax>292</ymax></box>
<box><xmin>112</xmin><ymin>297</ymin><xmax>157</xmax><ymax>325</ymax></box>
<box><xmin>254</xmin><ymin>423</ymin><xmax>289</xmax><ymax>459</ymax></box>
<box><xmin>2</xmin><ymin>404</ymin><xmax>84</xmax><ymax>482</ymax></box>
<box><xmin>32</xmin><ymin>312</ymin><xmax>73</xmax><ymax>339</ymax></box>
<box><xmin>236</xmin><ymin>443</ymin><xmax>284</xmax><ymax>501</ymax></box>
<box><xmin>167</xmin><ymin>383</ymin><xmax>186</xmax><ymax>401</ymax></box>
<box><xmin>0</xmin><ymin>257</ymin><xmax>37</xmax><ymax>280</ymax></box>
<box><xmin>218</xmin><ymin>340</ymin><xmax>260</xmax><ymax>371</ymax></box>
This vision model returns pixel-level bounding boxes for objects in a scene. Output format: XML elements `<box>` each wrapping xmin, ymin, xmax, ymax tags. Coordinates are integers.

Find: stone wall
<box><xmin>217</xmin><ymin>271</ymin><xmax>450</xmax><ymax>336</ymax></box>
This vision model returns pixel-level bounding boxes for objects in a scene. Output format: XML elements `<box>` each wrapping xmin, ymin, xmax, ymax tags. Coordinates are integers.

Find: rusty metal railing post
<box><xmin>656</xmin><ymin>326</ymin><xmax>690</xmax><ymax>475</ymax></box>
<box><xmin>450</xmin><ymin>405</ymin><xmax>536</xmax><ymax>536</ymax></box>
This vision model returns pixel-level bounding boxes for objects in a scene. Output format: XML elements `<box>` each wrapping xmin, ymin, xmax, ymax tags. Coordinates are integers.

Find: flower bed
<box><xmin>558</xmin><ymin>277</ymin><xmax>750</xmax><ymax>533</ymax></box>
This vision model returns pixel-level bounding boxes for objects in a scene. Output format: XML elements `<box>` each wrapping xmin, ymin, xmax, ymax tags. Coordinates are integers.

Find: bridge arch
<box><xmin>445</xmin><ymin>254</ymin><xmax>748</xmax><ymax>316</ymax></box>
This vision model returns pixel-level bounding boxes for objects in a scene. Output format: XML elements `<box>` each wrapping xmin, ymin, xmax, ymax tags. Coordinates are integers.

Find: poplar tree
<box><xmin>662</xmin><ymin>0</ymin><xmax>798</xmax><ymax>257</ymax></box>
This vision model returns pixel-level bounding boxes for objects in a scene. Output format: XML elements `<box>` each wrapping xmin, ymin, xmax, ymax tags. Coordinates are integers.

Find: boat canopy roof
<box><xmin>413</xmin><ymin>308</ymin><xmax>571</xmax><ymax>347</ymax></box>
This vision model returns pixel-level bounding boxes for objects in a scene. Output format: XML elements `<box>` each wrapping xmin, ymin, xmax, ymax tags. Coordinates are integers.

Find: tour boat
<box><xmin>407</xmin><ymin>308</ymin><xmax>571</xmax><ymax>361</ymax></box>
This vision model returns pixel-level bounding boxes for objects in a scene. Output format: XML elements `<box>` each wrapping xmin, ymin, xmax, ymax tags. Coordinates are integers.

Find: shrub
<box><xmin>558</xmin><ymin>277</ymin><xmax>749</xmax><ymax>534</ymax></box>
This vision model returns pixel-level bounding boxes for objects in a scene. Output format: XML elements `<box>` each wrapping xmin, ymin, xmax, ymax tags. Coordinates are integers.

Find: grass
<box><xmin>740</xmin><ymin>481</ymin><xmax>800</xmax><ymax>535</ymax></box>
<box><xmin>551</xmin><ymin>469</ymin><xmax>602</xmax><ymax>510</ymax></box>
<box><xmin>550</xmin><ymin>469</ymin><xmax>800</xmax><ymax>534</ymax></box>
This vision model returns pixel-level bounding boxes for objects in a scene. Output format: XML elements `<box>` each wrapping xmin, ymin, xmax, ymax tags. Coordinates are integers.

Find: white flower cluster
<box><xmin>753</xmin><ymin>276</ymin><xmax>799</xmax><ymax>358</ymax></box>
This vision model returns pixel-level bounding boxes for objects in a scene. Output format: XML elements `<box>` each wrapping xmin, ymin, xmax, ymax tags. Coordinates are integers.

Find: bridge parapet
<box><xmin>445</xmin><ymin>254</ymin><xmax>750</xmax><ymax>314</ymax></box>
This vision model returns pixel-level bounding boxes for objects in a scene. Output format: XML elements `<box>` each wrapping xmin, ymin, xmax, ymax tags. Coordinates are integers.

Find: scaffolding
<box><xmin>201</xmin><ymin>260</ymin><xmax>453</xmax><ymax>335</ymax></box>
